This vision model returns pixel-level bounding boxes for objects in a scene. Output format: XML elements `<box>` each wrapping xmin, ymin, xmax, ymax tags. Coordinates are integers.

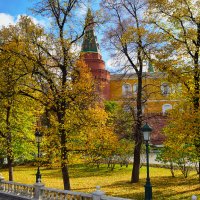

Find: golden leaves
<box><xmin>163</xmin><ymin>102</ymin><xmax>200</xmax><ymax>150</ymax></box>
<box><xmin>121</xmin><ymin>26</ymin><xmax>148</xmax><ymax>45</ymax></box>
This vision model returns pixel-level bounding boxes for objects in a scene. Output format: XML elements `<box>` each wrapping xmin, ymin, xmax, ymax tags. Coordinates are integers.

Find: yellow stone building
<box><xmin>109</xmin><ymin>72</ymin><xmax>180</xmax><ymax>115</ymax></box>
<box><xmin>109</xmin><ymin>72</ymin><xmax>182</xmax><ymax>146</ymax></box>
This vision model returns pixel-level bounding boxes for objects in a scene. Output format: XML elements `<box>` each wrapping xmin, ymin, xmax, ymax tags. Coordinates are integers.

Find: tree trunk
<box><xmin>7</xmin><ymin>130</ymin><xmax>14</xmax><ymax>182</ymax></box>
<box><xmin>193</xmin><ymin>49</ymin><xmax>200</xmax><ymax>182</ymax></box>
<box><xmin>60</xmin><ymin>131</ymin><xmax>71</xmax><ymax>190</ymax></box>
<box><xmin>61</xmin><ymin>160</ymin><xmax>70</xmax><ymax>190</ymax></box>
<box><xmin>131</xmin><ymin>72</ymin><xmax>143</xmax><ymax>183</ymax></box>
<box><xmin>58</xmin><ymin>112</ymin><xmax>71</xmax><ymax>190</ymax></box>
<box><xmin>131</xmin><ymin>141</ymin><xmax>142</xmax><ymax>182</ymax></box>
<box><xmin>7</xmin><ymin>155</ymin><xmax>13</xmax><ymax>181</ymax></box>
<box><xmin>6</xmin><ymin>106</ymin><xmax>14</xmax><ymax>181</ymax></box>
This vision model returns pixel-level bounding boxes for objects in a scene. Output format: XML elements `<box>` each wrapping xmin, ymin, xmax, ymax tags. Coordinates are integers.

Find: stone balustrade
<box><xmin>0</xmin><ymin>175</ymin><xmax>132</xmax><ymax>200</ymax></box>
<box><xmin>0</xmin><ymin>180</ymin><xmax>34</xmax><ymax>199</ymax></box>
<box><xmin>41</xmin><ymin>187</ymin><xmax>93</xmax><ymax>200</ymax></box>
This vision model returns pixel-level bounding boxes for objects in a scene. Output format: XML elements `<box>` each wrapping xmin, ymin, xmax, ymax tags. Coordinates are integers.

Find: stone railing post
<box><xmin>0</xmin><ymin>174</ymin><xmax>5</xmax><ymax>191</ymax></box>
<box><xmin>34</xmin><ymin>180</ymin><xmax>44</xmax><ymax>200</ymax></box>
<box><xmin>192</xmin><ymin>195</ymin><xmax>197</xmax><ymax>200</ymax></box>
<box><xmin>0</xmin><ymin>174</ymin><xmax>4</xmax><ymax>182</ymax></box>
<box><xmin>92</xmin><ymin>186</ymin><xmax>105</xmax><ymax>200</ymax></box>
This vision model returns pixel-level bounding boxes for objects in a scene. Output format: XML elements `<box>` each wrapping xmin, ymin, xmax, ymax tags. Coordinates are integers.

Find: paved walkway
<box><xmin>0</xmin><ymin>193</ymin><xmax>30</xmax><ymax>200</ymax></box>
<box><xmin>141</xmin><ymin>152</ymin><xmax>161</xmax><ymax>165</ymax></box>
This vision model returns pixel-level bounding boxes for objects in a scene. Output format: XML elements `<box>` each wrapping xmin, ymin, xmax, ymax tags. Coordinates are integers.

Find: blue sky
<box><xmin>0</xmin><ymin>0</ymin><xmax>46</xmax><ymax>27</ymax></box>
<box><xmin>0</xmin><ymin>0</ymin><xmax>33</xmax><ymax>16</ymax></box>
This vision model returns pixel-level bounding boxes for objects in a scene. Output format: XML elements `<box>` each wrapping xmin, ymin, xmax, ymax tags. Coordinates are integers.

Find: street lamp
<box><xmin>141</xmin><ymin>123</ymin><xmax>153</xmax><ymax>200</ymax></box>
<box><xmin>35</xmin><ymin>129</ymin><xmax>43</xmax><ymax>183</ymax></box>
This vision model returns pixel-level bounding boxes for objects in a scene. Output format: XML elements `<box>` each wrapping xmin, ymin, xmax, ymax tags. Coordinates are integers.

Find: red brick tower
<box><xmin>81</xmin><ymin>9</ymin><xmax>110</xmax><ymax>100</ymax></box>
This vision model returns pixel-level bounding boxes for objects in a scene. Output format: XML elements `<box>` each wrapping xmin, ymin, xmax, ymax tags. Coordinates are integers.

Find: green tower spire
<box><xmin>81</xmin><ymin>8</ymin><xmax>100</xmax><ymax>53</ymax></box>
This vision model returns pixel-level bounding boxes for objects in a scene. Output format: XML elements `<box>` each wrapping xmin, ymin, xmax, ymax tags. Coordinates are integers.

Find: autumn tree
<box><xmin>158</xmin><ymin>102</ymin><xmax>199</xmax><ymax>177</ymax></box>
<box><xmin>101</xmin><ymin>0</ymin><xmax>161</xmax><ymax>183</ymax></box>
<box><xmin>41</xmin><ymin>61</ymin><xmax>114</xmax><ymax>168</ymax></box>
<box><xmin>0</xmin><ymin>42</ymin><xmax>37</xmax><ymax>181</ymax></box>
<box><xmin>105</xmin><ymin>101</ymin><xmax>135</xmax><ymax>166</ymax></box>
<box><xmin>148</xmin><ymin>0</ymin><xmax>200</xmax><ymax>180</ymax></box>
<box><xmin>0</xmin><ymin>4</ymin><xmax>107</xmax><ymax>188</ymax></box>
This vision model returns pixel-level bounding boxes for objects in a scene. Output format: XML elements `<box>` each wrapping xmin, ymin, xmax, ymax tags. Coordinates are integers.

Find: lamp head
<box><xmin>35</xmin><ymin>129</ymin><xmax>43</xmax><ymax>143</ymax></box>
<box><xmin>141</xmin><ymin>123</ymin><xmax>152</xmax><ymax>142</ymax></box>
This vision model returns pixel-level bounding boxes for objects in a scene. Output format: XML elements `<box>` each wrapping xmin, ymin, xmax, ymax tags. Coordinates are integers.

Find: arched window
<box><xmin>133</xmin><ymin>83</ymin><xmax>138</xmax><ymax>94</ymax></box>
<box><xmin>122</xmin><ymin>83</ymin><xmax>132</xmax><ymax>96</ymax></box>
<box><xmin>162</xmin><ymin>104</ymin><xmax>172</xmax><ymax>114</ymax></box>
<box><xmin>161</xmin><ymin>83</ymin><xmax>170</xmax><ymax>95</ymax></box>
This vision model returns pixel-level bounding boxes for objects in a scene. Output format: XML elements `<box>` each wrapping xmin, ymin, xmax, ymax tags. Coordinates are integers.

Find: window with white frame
<box><xmin>122</xmin><ymin>83</ymin><xmax>132</xmax><ymax>96</ymax></box>
<box><xmin>162</xmin><ymin>104</ymin><xmax>172</xmax><ymax>114</ymax></box>
<box><xmin>161</xmin><ymin>83</ymin><xmax>170</xmax><ymax>95</ymax></box>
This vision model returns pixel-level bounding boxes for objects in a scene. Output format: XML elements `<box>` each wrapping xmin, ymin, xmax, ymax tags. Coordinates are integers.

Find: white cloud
<box><xmin>105</xmin><ymin>56</ymin><xmax>131</xmax><ymax>73</ymax></box>
<box><xmin>105</xmin><ymin>52</ymin><xmax>150</xmax><ymax>74</ymax></box>
<box><xmin>16</xmin><ymin>14</ymin><xmax>50</xmax><ymax>28</ymax></box>
<box><xmin>0</xmin><ymin>13</ymin><xmax>50</xmax><ymax>29</ymax></box>
<box><xmin>0</xmin><ymin>13</ymin><xmax>15</xmax><ymax>28</ymax></box>
<box><xmin>106</xmin><ymin>58</ymin><xmax>117</xmax><ymax>72</ymax></box>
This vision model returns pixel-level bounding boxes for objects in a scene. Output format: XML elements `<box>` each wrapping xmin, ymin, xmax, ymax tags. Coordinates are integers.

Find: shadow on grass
<box><xmin>151</xmin><ymin>175</ymin><xmax>200</xmax><ymax>200</ymax></box>
<box><xmin>71</xmin><ymin>170</ymin><xmax>200</xmax><ymax>200</ymax></box>
<box><xmin>103</xmin><ymin>181</ymin><xmax>144</xmax><ymax>200</ymax></box>
<box><xmin>40</xmin><ymin>165</ymin><xmax>200</xmax><ymax>200</ymax></box>
<box><xmin>42</xmin><ymin>164</ymin><xmax>130</xmax><ymax>179</ymax></box>
<box><xmin>100</xmin><ymin>176</ymin><xmax>200</xmax><ymax>200</ymax></box>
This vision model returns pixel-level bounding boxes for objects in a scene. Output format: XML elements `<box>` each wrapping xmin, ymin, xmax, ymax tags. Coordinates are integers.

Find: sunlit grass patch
<box><xmin>0</xmin><ymin>164</ymin><xmax>199</xmax><ymax>199</ymax></box>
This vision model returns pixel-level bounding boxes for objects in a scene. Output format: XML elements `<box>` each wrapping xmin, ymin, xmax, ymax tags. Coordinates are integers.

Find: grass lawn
<box><xmin>0</xmin><ymin>164</ymin><xmax>199</xmax><ymax>200</ymax></box>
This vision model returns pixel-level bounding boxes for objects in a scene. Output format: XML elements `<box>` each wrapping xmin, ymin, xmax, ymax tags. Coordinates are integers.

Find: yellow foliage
<box><xmin>163</xmin><ymin>101</ymin><xmax>200</xmax><ymax>150</ymax></box>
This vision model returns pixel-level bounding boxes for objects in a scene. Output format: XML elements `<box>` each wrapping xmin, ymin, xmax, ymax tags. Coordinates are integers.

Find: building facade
<box><xmin>110</xmin><ymin>73</ymin><xmax>179</xmax><ymax>115</ymax></box>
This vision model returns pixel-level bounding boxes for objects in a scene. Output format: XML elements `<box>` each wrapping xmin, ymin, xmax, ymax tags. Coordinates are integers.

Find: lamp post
<box><xmin>35</xmin><ymin>129</ymin><xmax>43</xmax><ymax>183</ymax></box>
<box><xmin>141</xmin><ymin>123</ymin><xmax>153</xmax><ymax>200</ymax></box>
